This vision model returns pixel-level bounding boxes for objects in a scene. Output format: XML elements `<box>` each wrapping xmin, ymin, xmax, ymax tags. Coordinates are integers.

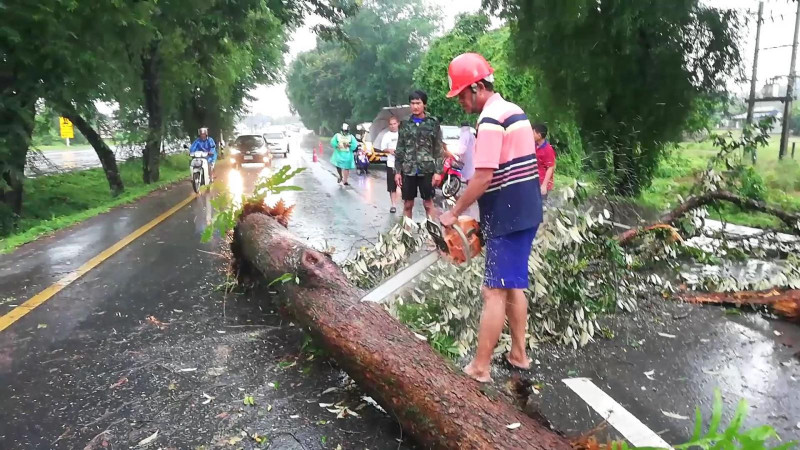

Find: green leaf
<box><xmin>268</xmin><ymin>273</ymin><xmax>294</xmax><ymax>287</ymax></box>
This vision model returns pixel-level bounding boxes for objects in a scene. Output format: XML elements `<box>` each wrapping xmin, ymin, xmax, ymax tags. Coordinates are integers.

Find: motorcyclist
<box><xmin>189</xmin><ymin>127</ymin><xmax>217</xmax><ymax>180</ymax></box>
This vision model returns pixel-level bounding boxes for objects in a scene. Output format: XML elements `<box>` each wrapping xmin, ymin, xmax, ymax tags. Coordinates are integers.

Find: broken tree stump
<box><xmin>234</xmin><ymin>212</ymin><xmax>573</xmax><ymax>450</ymax></box>
<box><xmin>678</xmin><ymin>289</ymin><xmax>800</xmax><ymax>323</ymax></box>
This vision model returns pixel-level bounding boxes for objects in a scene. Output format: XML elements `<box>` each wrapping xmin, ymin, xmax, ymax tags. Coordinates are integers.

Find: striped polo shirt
<box><xmin>474</xmin><ymin>93</ymin><xmax>543</xmax><ymax>239</ymax></box>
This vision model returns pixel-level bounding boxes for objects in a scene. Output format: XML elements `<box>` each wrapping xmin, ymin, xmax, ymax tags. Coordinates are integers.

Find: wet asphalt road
<box><xmin>1</xmin><ymin>135</ymin><xmax>799</xmax><ymax>448</ymax></box>
<box><xmin>0</xmin><ymin>137</ymin><xmax>419</xmax><ymax>449</ymax></box>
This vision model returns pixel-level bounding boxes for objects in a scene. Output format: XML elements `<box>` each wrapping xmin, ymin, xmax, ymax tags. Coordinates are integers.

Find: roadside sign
<box><xmin>59</xmin><ymin>117</ymin><xmax>75</xmax><ymax>139</ymax></box>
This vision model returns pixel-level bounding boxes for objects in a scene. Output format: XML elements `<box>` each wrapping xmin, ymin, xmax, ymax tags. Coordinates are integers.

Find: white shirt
<box><xmin>381</xmin><ymin>130</ymin><xmax>399</xmax><ymax>168</ymax></box>
<box><xmin>457</xmin><ymin>127</ymin><xmax>476</xmax><ymax>181</ymax></box>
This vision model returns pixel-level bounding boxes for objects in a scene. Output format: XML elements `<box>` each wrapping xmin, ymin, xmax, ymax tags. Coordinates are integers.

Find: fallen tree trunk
<box><xmin>617</xmin><ymin>190</ymin><xmax>800</xmax><ymax>245</ymax></box>
<box><xmin>234</xmin><ymin>212</ymin><xmax>573</xmax><ymax>450</ymax></box>
<box><xmin>677</xmin><ymin>289</ymin><xmax>800</xmax><ymax>323</ymax></box>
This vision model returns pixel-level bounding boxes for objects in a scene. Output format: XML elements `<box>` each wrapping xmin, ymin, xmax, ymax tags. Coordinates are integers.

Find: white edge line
<box><xmin>361</xmin><ymin>252</ymin><xmax>439</xmax><ymax>303</ymax></box>
<box><xmin>562</xmin><ymin>378</ymin><xmax>672</xmax><ymax>449</ymax></box>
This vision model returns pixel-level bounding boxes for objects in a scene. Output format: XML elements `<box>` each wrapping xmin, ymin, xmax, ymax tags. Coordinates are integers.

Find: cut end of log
<box><xmin>241</xmin><ymin>198</ymin><xmax>295</xmax><ymax>228</ymax></box>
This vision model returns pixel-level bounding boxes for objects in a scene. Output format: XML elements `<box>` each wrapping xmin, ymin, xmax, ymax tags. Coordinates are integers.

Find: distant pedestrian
<box><xmin>330</xmin><ymin>123</ymin><xmax>357</xmax><ymax>186</ymax></box>
<box><xmin>439</xmin><ymin>53</ymin><xmax>543</xmax><ymax>383</ymax></box>
<box><xmin>394</xmin><ymin>90</ymin><xmax>443</xmax><ymax>219</ymax></box>
<box><xmin>380</xmin><ymin>116</ymin><xmax>401</xmax><ymax>213</ymax></box>
<box><xmin>533</xmin><ymin>123</ymin><xmax>556</xmax><ymax>202</ymax></box>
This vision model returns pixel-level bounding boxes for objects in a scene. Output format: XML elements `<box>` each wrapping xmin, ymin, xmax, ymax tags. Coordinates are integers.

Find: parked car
<box><xmin>263</xmin><ymin>131</ymin><xmax>290</xmax><ymax>157</ymax></box>
<box><xmin>229</xmin><ymin>134</ymin><xmax>271</xmax><ymax>168</ymax></box>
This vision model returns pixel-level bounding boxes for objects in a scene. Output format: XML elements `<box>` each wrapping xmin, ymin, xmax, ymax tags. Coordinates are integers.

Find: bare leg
<box><xmin>336</xmin><ymin>167</ymin><xmax>342</xmax><ymax>183</ymax></box>
<box><xmin>342</xmin><ymin>169</ymin><xmax>350</xmax><ymax>185</ymax></box>
<box><xmin>422</xmin><ymin>199</ymin><xmax>438</xmax><ymax>219</ymax></box>
<box><xmin>506</xmin><ymin>289</ymin><xmax>531</xmax><ymax>369</ymax></box>
<box><xmin>464</xmin><ymin>287</ymin><xmax>509</xmax><ymax>382</ymax></box>
<box><xmin>403</xmin><ymin>200</ymin><xmax>414</xmax><ymax>219</ymax></box>
<box><xmin>390</xmin><ymin>189</ymin><xmax>397</xmax><ymax>208</ymax></box>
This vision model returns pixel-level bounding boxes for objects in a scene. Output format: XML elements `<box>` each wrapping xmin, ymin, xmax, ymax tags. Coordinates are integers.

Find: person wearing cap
<box><xmin>439</xmin><ymin>53</ymin><xmax>544</xmax><ymax>383</ymax></box>
<box><xmin>189</xmin><ymin>127</ymin><xmax>217</xmax><ymax>180</ymax></box>
<box><xmin>330</xmin><ymin>123</ymin><xmax>358</xmax><ymax>186</ymax></box>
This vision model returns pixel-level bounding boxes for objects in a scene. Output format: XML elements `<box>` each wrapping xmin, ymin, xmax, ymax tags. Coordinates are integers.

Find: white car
<box><xmin>441</xmin><ymin>125</ymin><xmax>461</xmax><ymax>155</ymax></box>
<box><xmin>263</xmin><ymin>131</ymin><xmax>290</xmax><ymax>157</ymax></box>
<box><xmin>441</xmin><ymin>125</ymin><xmax>476</xmax><ymax>155</ymax></box>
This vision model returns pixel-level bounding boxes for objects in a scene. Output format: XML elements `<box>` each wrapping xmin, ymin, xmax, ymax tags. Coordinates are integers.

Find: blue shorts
<box><xmin>484</xmin><ymin>226</ymin><xmax>538</xmax><ymax>289</ymax></box>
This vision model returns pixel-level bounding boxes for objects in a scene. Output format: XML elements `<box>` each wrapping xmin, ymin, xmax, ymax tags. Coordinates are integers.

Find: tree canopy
<box><xmin>1</xmin><ymin>0</ymin><xmax>355</xmax><ymax>231</ymax></box>
<box><xmin>286</xmin><ymin>0</ymin><xmax>440</xmax><ymax>133</ymax></box>
<box><xmin>485</xmin><ymin>0</ymin><xmax>743</xmax><ymax>195</ymax></box>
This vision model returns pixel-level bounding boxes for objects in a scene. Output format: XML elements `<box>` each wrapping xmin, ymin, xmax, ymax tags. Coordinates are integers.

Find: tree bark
<box><xmin>62</xmin><ymin>107</ymin><xmax>124</xmax><ymax>196</ymax></box>
<box><xmin>677</xmin><ymin>289</ymin><xmax>800</xmax><ymax>323</ymax></box>
<box><xmin>234</xmin><ymin>212</ymin><xmax>573</xmax><ymax>450</ymax></box>
<box><xmin>141</xmin><ymin>42</ymin><xmax>162</xmax><ymax>184</ymax></box>
<box><xmin>0</xmin><ymin>72</ymin><xmax>35</xmax><ymax>219</ymax></box>
<box><xmin>617</xmin><ymin>190</ymin><xmax>800</xmax><ymax>244</ymax></box>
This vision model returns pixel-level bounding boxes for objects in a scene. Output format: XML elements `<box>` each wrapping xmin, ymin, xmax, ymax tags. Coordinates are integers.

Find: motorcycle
<box><xmin>184</xmin><ymin>144</ymin><xmax>212</xmax><ymax>193</ymax></box>
<box><xmin>441</xmin><ymin>155</ymin><xmax>464</xmax><ymax>199</ymax></box>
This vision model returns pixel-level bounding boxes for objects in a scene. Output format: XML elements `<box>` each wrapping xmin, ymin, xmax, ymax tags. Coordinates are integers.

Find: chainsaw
<box><xmin>425</xmin><ymin>216</ymin><xmax>484</xmax><ymax>264</ymax></box>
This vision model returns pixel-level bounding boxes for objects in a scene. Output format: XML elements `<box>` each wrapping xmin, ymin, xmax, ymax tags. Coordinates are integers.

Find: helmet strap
<box><xmin>470</xmin><ymin>84</ymin><xmax>478</xmax><ymax>112</ymax></box>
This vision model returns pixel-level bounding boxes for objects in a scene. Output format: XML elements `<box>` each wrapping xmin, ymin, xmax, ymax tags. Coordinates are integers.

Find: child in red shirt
<box><xmin>533</xmin><ymin>123</ymin><xmax>556</xmax><ymax>200</ymax></box>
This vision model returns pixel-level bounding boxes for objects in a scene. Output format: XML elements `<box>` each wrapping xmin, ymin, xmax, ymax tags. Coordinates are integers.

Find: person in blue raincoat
<box><xmin>330</xmin><ymin>123</ymin><xmax>357</xmax><ymax>186</ymax></box>
<box><xmin>189</xmin><ymin>127</ymin><xmax>217</xmax><ymax>179</ymax></box>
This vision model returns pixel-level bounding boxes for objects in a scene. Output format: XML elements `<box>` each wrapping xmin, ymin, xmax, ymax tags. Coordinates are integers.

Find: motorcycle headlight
<box><xmin>230</xmin><ymin>148</ymin><xmax>241</xmax><ymax>154</ymax></box>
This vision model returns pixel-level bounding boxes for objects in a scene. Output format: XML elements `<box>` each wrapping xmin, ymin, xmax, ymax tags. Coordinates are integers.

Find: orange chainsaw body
<box><xmin>427</xmin><ymin>216</ymin><xmax>483</xmax><ymax>264</ymax></box>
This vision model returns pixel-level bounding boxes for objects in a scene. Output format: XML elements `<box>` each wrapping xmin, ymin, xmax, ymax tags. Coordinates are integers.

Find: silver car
<box><xmin>263</xmin><ymin>131</ymin><xmax>290</xmax><ymax>157</ymax></box>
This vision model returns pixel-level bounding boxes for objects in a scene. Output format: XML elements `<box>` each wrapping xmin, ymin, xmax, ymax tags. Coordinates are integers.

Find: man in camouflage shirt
<box><xmin>394</xmin><ymin>90</ymin><xmax>443</xmax><ymax>219</ymax></box>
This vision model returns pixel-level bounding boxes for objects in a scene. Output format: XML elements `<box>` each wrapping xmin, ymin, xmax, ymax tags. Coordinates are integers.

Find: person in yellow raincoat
<box><xmin>330</xmin><ymin>123</ymin><xmax>358</xmax><ymax>186</ymax></box>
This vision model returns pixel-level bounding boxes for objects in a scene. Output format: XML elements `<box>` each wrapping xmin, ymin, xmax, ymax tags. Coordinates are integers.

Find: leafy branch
<box><xmin>606</xmin><ymin>390</ymin><xmax>797</xmax><ymax>450</ymax></box>
<box><xmin>201</xmin><ymin>165</ymin><xmax>304</xmax><ymax>242</ymax></box>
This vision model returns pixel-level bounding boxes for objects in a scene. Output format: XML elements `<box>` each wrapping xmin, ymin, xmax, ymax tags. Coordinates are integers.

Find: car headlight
<box><xmin>230</xmin><ymin>148</ymin><xmax>241</xmax><ymax>154</ymax></box>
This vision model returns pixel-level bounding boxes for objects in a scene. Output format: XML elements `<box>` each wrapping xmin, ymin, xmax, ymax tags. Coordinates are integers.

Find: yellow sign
<box><xmin>59</xmin><ymin>117</ymin><xmax>75</xmax><ymax>139</ymax></box>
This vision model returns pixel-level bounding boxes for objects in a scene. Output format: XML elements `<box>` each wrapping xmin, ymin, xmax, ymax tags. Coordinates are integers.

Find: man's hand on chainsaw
<box><xmin>440</xmin><ymin>210</ymin><xmax>457</xmax><ymax>227</ymax></box>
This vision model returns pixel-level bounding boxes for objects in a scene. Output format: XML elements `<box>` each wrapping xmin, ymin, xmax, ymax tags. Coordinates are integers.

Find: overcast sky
<box><xmin>245</xmin><ymin>0</ymin><xmax>799</xmax><ymax>118</ymax></box>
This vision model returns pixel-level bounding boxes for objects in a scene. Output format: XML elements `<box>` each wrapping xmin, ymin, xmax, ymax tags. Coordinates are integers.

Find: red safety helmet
<box><xmin>446</xmin><ymin>53</ymin><xmax>494</xmax><ymax>98</ymax></box>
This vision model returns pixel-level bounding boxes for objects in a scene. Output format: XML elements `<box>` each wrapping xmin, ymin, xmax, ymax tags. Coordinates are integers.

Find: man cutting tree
<box><xmin>439</xmin><ymin>53</ymin><xmax>544</xmax><ymax>383</ymax></box>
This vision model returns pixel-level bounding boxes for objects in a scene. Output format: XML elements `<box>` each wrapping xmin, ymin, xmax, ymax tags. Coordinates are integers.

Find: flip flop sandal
<box><xmin>501</xmin><ymin>352</ymin><xmax>532</xmax><ymax>371</ymax></box>
<box><xmin>390</xmin><ymin>207</ymin><xmax>397</xmax><ymax>213</ymax></box>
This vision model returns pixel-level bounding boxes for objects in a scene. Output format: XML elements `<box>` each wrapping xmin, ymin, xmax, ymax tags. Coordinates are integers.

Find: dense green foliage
<box><xmin>286</xmin><ymin>0</ymin><xmax>439</xmax><ymax>133</ymax></box>
<box><xmin>1</xmin><ymin>0</ymin><xmax>354</xmax><ymax>236</ymax></box>
<box><xmin>413</xmin><ymin>14</ymin><xmax>586</xmax><ymax>175</ymax></box>
<box><xmin>485</xmin><ymin>0</ymin><xmax>743</xmax><ymax>196</ymax></box>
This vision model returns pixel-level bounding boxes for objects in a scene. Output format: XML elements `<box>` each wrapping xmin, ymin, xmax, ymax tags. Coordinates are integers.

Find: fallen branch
<box><xmin>677</xmin><ymin>289</ymin><xmax>800</xmax><ymax>323</ymax></box>
<box><xmin>234</xmin><ymin>212</ymin><xmax>572</xmax><ymax>450</ymax></box>
<box><xmin>617</xmin><ymin>190</ymin><xmax>800</xmax><ymax>245</ymax></box>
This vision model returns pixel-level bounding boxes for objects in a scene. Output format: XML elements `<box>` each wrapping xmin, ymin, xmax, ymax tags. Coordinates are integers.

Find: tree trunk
<box><xmin>62</xmin><ymin>107</ymin><xmax>124</xmax><ymax>196</ymax></box>
<box><xmin>677</xmin><ymin>289</ymin><xmax>800</xmax><ymax>323</ymax></box>
<box><xmin>234</xmin><ymin>212</ymin><xmax>573</xmax><ymax>450</ymax></box>
<box><xmin>0</xmin><ymin>72</ymin><xmax>35</xmax><ymax>220</ymax></box>
<box><xmin>141</xmin><ymin>42</ymin><xmax>162</xmax><ymax>184</ymax></box>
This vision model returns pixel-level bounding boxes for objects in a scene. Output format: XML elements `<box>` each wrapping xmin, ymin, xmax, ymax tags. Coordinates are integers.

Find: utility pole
<box><xmin>779</xmin><ymin>0</ymin><xmax>800</xmax><ymax>160</ymax></box>
<box><xmin>746</xmin><ymin>1</ymin><xmax>764</xmax><ymax>126</ymax></box>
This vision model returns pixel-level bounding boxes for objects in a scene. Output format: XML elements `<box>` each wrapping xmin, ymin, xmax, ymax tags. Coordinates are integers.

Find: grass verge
<box><xmin>1</xmin><ymin>154</ymin><xmax>190</xmax><ymax>253</ymax></box>
<box><xmin>637</xmin><ymin>135</ymin><xmax>800</xmax><ymax>228</ymax></box>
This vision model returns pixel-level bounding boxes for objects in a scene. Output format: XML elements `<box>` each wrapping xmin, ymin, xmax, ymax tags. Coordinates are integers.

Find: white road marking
<box><xmin>562</xmin><ymin>378</ymin><xmax>671</xmax><ymax>449</ymax></box>
<box><xmin>361</xmin><ymin>252</ymin><xmax>439</xmax><ymax>303</ymax></box>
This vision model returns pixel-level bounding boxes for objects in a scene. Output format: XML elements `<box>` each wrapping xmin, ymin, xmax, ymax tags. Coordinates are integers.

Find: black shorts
<box><xmin>387</xmin><ymin>167</ymin><xmax>397</xmax><ymax>192</ymax></box>
<box><xmin>402</xmin><ymin>174</ymin><xmax>434</xmax><ymax>201</ymax></box>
